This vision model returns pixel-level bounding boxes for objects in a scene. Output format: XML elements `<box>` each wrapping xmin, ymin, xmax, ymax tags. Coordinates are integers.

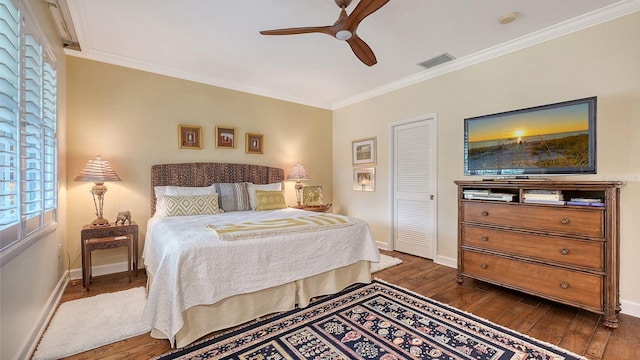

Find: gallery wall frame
<box><xmin>246</xmin><ymin>133</ymin><xmax>264</xmax><ymax>154</ymax></box>
<box><xmin>353</xmin><ymin>167</ymin><xmax>375</xmax><ymax>191</ymax></box>
<box><xmin>216</xmin><ymin>126</ymin><xmax>236</xmax><ymax>148</ymax></box>
<box><xmin>179</xmin><ymin>124</ymin><xmax>202</xmax><ymax>149</ymax></box>
<box><xmin>352</xmin><ymin>137</ymin><xmax>376</xmax><ymax>165</ymax></box>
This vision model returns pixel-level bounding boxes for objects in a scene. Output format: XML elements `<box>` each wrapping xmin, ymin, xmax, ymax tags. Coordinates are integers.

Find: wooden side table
<box><xmin>80</xmin><ymin>222</ymin><xmax>139</xmax><ymax>290</ymax></box>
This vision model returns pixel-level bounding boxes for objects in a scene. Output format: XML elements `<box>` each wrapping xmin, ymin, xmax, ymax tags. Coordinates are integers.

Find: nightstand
<box><xmin>81</xmin><ymin>222</ymin><xmax>139</xmax><ymax>290</ymax></box>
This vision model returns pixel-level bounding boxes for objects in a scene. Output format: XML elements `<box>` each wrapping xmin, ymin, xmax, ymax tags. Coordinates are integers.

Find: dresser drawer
<box><xmin>462</xmin><ymin>225</ymin><xmax>603</xmax><ymax>270</ymax></box>
<box><xmin>462</xmin><ymin>202</ymin><xmax>603</xmax><ymax>238</ymax></box>
<box><xmin>462</xmin><ymin>250</ymin><xmax>603</xmax><ymax>311</ymax></box>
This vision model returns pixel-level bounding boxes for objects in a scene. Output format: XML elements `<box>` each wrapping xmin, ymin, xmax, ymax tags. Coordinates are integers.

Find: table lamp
<box><xmin>74</xmin><ymin>155</ymin><xmax>121</xmax><ymax>227</ymax></box>
<box><xmin>286</xmin><ymin>163</ymin><xmax>309</xmax><ymax>208</ymax></box>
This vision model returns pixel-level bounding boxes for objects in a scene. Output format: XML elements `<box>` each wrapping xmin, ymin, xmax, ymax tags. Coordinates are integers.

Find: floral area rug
<box><xmin>155</xmin><ymin>280</ymin><xmax>585</xmax><ymax>359</ymax></box>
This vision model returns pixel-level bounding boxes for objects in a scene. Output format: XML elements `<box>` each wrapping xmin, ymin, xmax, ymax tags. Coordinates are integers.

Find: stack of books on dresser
<box><xmin>463</xmin><ymin>189</ymin><xmax>515</xmax><ymax>202</ymax></box>
<box><xmin>523</xmin><ymin>189</ymin><xmax>566</xmax><ymax>205</ymax></box>
<box><xmin>566</xmin><ymin>197</ymin><xmax>605</xmax><ymax>207</ymax></box>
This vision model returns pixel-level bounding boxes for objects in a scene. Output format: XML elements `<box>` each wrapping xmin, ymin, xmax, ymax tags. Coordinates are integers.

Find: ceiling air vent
<box><xmin>418</xmin><ymin>53</ymin><xmax>455</xmax><ymax>69</ymax></box>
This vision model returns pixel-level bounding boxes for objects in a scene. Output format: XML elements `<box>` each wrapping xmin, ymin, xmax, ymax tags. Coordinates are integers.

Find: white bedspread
<box><xmin>141</xmin><ymin>208</ymin><xmax>379</xmax><ymax>344</ymax></box>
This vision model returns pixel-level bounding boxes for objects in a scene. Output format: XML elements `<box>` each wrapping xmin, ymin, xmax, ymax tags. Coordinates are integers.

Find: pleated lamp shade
<box><xmin>75</xmin><ymin>155</ymin><xmax>121</xmax><ymax>227</ymax></box>
<box><xmin>285</xmin><ymin>164</ymin><xmax>309</xmax><ymax>181</ymax></box>
<box><xmin>74</xmin><ymin>155</ymin><xmax>121</xmax><ymax>183</ymax></box>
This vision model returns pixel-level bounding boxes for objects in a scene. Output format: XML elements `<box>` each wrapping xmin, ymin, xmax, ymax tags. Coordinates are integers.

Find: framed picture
<box><xmin>302</xmin><ymin>185</ymin><xmax>323</xmax><ymax>206</ymax></box>
<box><xmin>179</xmin><ymin>125</ymin><xmax>202</xmax><ymax>149</ymax></box>
<box><xmin>246</xmin><ymin>133</ymin><xmax>264</xmax><ymax>154</ymax></box>
<box><xmin>215</xmin><ymin>126</ymin><xmax>236</xmax><ymax>148</ymax></box>
<box><xmin>352</xmin><ymin>137</ymin><xmax>376</xmax><ymax>165</ymax></box>
<box><xmin>353</xmin><ymin>168</ymin><xmax>375</xmax><ymax>191</ymax></box>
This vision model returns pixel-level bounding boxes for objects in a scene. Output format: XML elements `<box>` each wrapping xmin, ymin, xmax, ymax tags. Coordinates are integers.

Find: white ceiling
<box><xmin>64</xmin><ymin>0</ymin><xmax>639</xmax><ymax>109</ymax></box>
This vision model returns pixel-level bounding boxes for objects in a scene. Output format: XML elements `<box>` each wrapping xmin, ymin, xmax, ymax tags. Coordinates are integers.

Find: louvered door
<box><xmin>392</xmin><ymin>117</ymin><xmax>436</xmax><ymax>258</ymax></box>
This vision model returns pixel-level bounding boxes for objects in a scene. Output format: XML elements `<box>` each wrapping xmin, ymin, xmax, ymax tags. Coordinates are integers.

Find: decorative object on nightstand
<box><xmin>302</xmin><ymin>185</ymin><xmax>331</xmax><ymax>212</ymax></box>
<box><xmin>115</xmin><ymin>210</ymin><xmax>131</xmax><ymax>225</ymax></box>
<box><xmin>286</xmin><ymin>163</ymin><xmax>309</xmax><ymax>208</ymax></box>
<box><xmin>302</xmin><ymin>185</ymin><xmax>323</xmax><ymax>206</ymax></box>
<box><xmin>74</xmin><ymin>155</ymin><xmax>121</xmax><ymax>227</ymax></box>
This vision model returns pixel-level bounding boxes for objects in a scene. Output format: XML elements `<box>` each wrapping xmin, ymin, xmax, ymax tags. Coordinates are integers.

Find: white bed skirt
<box><xmin>149</xmin><ymin>260</ymin><xmax>371</xmax><ymax>348</ymax></box>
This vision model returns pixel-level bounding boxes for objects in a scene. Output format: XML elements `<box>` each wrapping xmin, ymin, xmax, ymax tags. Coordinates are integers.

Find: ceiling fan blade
<box><xmin>260</xmin><ymin>26</ymin><xmax>336</xmax><ymax>37</ymax></box>
<box><xmin>346</xmin><ymin>34</ymin><xmax>377</xmax><ymax>66</ymax></box>
<box><xmin>343</xmin><ymin>0</ymin><xmax>390</xmax><ymax>31</ymax></box>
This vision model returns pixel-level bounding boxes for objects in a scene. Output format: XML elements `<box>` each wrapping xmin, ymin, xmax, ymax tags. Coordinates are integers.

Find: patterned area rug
<box><xmin>156</xmin><ymin>280</ymin><xmax>585</xmax><ymax>359</ymax></box>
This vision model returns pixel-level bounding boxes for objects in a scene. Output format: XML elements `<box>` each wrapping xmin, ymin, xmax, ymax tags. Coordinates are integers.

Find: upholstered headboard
<box><xmin>150</xmin><ymin>162</ymin><xmax>285</xmax><ymax>215</ymax></box>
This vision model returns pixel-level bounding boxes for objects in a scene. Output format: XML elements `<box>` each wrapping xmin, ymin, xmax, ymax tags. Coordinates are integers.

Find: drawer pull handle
<box><xmin>560</xmin><ymin>282</ymin><xmax>569</xmax><ymax>289</ymax></box>
<box><xmin>480</xmin><ymin>263</ymin><xmax>488</xmax><ymax>269</ymax></box>
<box><xmin>481</xmin><ymin>236</ymin><xmax>489</xmax><ymax>242</ymax></box>
<box><xmin>560</xmin><ymin>218</ymin><xmax>570</xmax><ymax>225</ymax></box>
<box><xmin>560</xmin><ymin>248</ymin><xmax>569</xmax><ymax>255</ymax></box>
<box><xmin>481</xmin><ymin>211</ymin><xmax>489</xmax><ymax>216</ymax></box>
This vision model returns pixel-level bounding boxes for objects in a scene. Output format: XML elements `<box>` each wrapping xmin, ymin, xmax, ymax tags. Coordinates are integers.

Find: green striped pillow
<box><xmin>164</xmin><ymin>193</ymin><xmax>224</xmax><ymax>216</ymax></box>
<box><xmin>214</xmin><ymin>183</ymin><xmax>250</xmax><ymax>211</ymax></box>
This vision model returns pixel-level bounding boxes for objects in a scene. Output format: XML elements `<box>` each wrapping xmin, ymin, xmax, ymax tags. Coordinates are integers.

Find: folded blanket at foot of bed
<box><xmin>206</xmin><ymin>213</ymin><xmax>354</xmax><ymax>240</ymax></box>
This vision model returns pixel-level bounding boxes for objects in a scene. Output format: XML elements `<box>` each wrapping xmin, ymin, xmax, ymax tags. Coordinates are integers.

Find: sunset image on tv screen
<box><xmin>466</xmin><ymin>102</ymin><xmax>591</xmax><ymax>172</ymax></box>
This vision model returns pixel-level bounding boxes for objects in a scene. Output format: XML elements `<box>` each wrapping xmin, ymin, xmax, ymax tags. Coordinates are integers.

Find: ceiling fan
<box><xmin>260</xmin><ymin>0</ymin><xmax>390</xmax><ymax>66</ymax></box>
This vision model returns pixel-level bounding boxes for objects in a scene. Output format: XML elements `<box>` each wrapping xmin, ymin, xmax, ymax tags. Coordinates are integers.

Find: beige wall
<box><xmin>0</xmin><ymin>2</ymin><xmax>69</xmax><ymax>359</ymax></box>
<box><xmin>333</xmin><ymin>12</ymin><xmax>640</xmax><ymax>311</ymax></box>
<box><xmin>65</xmin><ymin>57</ymin><xmax>333</xmax><ymax>269</ymax></box>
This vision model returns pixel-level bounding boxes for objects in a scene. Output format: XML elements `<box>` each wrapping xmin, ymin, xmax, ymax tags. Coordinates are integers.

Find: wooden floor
<box><xmin>43</xmin><ymin>250</ymin><xmax>639</xmax><ymax>359</ymax></box>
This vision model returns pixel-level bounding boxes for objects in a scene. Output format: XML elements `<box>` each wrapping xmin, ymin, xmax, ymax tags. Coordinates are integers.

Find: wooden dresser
<box><xmin>455</xmin><ymin>180</ymin><xmax>622</xmax><ymax>328</ymax></box>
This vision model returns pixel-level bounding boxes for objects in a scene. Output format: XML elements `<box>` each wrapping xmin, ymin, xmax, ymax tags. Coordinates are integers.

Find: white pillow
<box><xmin>154</xmin><ymin>184</ymin><xmax>216</xmax><ymax>216</ymax></box>
<box><xmin>246</xmin><ymin>182</ymin><xmax>283</xmax><ymax>210</ymax></box>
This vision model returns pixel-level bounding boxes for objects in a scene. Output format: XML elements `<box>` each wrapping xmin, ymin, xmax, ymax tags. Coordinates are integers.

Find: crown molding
<box><xmin>65</xmin><ymin>0</ymin><xmax>640</xmax><ymax>111</ymax></box>
<box><xmin>331</xmin><ymin>0</ymin><xmax>640</xmax><ymax>110</ymax></box>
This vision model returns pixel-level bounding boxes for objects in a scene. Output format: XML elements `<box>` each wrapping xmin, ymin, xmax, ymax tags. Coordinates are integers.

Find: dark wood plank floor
<box><xmin>41</xmin><ymin>250</ymin><xmax>640</xmax><ymax>359</ymax></box>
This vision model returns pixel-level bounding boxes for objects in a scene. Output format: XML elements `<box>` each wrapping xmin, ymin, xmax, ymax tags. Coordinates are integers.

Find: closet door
<box><xmin>392</xmin><ymin>117</ymin><xmax>437</xmax><ymax>258</ymax></box>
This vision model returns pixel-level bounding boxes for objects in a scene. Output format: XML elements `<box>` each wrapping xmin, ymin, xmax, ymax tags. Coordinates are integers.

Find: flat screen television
<box><xmin>464</xmin><ymin>96</ymin><xmax>597</xmax><ymax>177</ymax></box>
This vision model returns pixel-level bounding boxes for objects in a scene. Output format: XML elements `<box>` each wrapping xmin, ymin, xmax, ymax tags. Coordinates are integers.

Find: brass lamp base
<box><xmin>90</xmin><ymin>218</ymin><xmax>110</xmax><ymax>227</ymax></box>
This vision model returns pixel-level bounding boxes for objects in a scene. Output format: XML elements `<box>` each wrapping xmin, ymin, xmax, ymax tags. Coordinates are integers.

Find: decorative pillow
<box><xmin>164</xmin><ymin>194</ymin><xmax>223</xmax><ymax>216</ymax></box>
<box><xmin>214</xmin><ymin>183</ymin><xmax>250</xmax><ymax>211</ymax></box>
<box><xmin>247</xmin><ymin>182</ymin><xmax>283</xmax><ymax>210</ymax></box>
<box><xmin>154</xmin><ymin>184</ymin><xmax>216</xmax><ymax>216</ymax></box>
<box><xmin>255</xmin><ymin>190</ymin><xmax>287</xmax><ymax>211</ymax></box>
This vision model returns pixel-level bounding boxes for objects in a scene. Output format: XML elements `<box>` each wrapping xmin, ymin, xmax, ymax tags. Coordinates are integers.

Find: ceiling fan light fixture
<box><xmin>335</xmin><ymin>30</ymin><xmax>352</xmax><ymax>40</ymax></box>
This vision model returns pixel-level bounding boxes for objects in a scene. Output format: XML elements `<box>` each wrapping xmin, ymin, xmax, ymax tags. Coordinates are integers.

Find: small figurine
<box><xmin>115</xmin><ymin>210</ymin><xmax>131</xmax><ymax>225</ymax></box>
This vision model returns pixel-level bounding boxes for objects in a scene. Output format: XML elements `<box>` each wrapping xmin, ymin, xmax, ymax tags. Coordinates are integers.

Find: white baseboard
<box><xmin>434</xmin><ymin>255</ymin><xmax>457</xmax><ymax>269</ymax></box>
<box><xmin>621</xmin><ymin>299</ymin><xmax>640</xmax><ymax>318</ymax></box>
<box><xmin>20</xmin><ymin>273</ymin><xmax>68</xmax><ymax>360</ymax></box>
<box><xmin>68</xmin><ymin>260</ymin><xmax>140</xmax><ymax>280</ymax></box>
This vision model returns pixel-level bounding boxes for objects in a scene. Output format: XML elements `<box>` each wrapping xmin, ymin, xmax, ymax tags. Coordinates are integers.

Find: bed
<box><xmin>141</xmin><ymin>162</ymin><xmax>380</xmax><ymax>348</ymax></box>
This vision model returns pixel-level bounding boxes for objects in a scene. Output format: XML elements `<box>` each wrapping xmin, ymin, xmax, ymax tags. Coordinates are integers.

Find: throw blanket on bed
<box><xmin>206</xmin><ymin>213</ymin><xmax>354</xmax><ymax>240</ymax></box>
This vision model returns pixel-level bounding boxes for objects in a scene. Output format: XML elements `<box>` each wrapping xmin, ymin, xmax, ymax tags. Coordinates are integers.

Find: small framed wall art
<box><xmin>352</xmin><ymin>137</ymin><xmax>376</xmax><ymax>165</ymax></box>
<box><xmin>216</xmin><ymin>126</ymin><xmax>236</xmax><ymax>148</ymax></box>
<box><xmin>353</xmin><ymin>167</ymin><xmax>375</xmax><ymax>191</ymax></box>
<box><xmin>179</xmin><ymin>124</ymin><xmax>202</xmax><ymax>149</ymax></box>
<box><xmin>246</xmin><ymin>133</ymin><xmax>264</xmax><ymax>154</ymax></box>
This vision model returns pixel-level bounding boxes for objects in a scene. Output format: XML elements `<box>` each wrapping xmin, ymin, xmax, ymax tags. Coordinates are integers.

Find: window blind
<box><xmin>1</xmin><ymin>0</ymin><xmax>58</xmax><ymax>255</ymax></box>
<box><xmin>0</xmin><ymin>0</ymin><xmax>20</xmax><ymax>239</ymax></box>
